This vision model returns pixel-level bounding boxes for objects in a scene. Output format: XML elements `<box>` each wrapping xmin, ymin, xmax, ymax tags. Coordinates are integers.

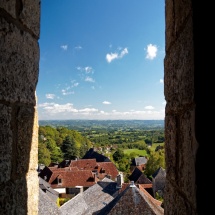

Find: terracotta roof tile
<box><xmin>50</xmin><ymin>170</ymin><xmax>96</xmax><ymax>188</ymax></box>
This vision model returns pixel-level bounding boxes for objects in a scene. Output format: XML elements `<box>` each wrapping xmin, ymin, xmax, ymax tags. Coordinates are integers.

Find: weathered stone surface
<box><xmin>27</xmin><ymin>171</ymin><xmax>39</xmax><ymax>215</ymax></box>
<box><xmin>164</xmin><ymin>179</ymin><xmax>197</xmax><ymax>215</ymax></box>
<box><xmin>165</xmin><ymin>0</ymin><xmax>192</xmax><ymax>51</ymax></box>
<box><xmin>165</xmin><ymin>0</ymin><xmax>174</xmax><ymax>50</ymax></box>
<box><xmin>0</xmin><ymin>104</ymin><xmax>12</xmax><ymax>183</ymax></box>
<box><xmin>0</xmin><ymin>178</ymin><xmax>28</xmax><ymax>215</ymax></box>
<box><xmin>164</xmin><ymin>16</ymin><xmax>194</xmax><ymax>106</ymax></box>
<box><xmin>0</xmin><ymin>0</ymin><xmax>16</xmax><ymax>18</ymax></box>
<box><xmin>28</xmin><ymin>101</ymin><xmax>39</xmax><ymax>171</ymax></box>
<box><xmin>0</xmin><ymin>17</ymin><xmax>39</xmax><ymax>104</ymax></box>
<box><xmin>15</xmin><ymin>105</ymin><xmax>36</xmax><ymax>175</ymax></box>
<box><xmin>18</xmin><ymin>0</ymin><xmax>41</xmax><ymax>37</ymax></box>
<box><xmin>165</xmin><ymin>110</ymin><xmax>197</xmax><ymax>208</ymax></box>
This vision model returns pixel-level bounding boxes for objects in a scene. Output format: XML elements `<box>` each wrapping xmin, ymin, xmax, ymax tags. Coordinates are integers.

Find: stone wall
<box><xmin>0</xmin><ymin>1</ymin><xmax>40</xmax><ymax>214</ymax></box>
<box><xmin>164</xmin><ymin>0</ymin><xmax>198</xmax><ymax>214</ymax></box>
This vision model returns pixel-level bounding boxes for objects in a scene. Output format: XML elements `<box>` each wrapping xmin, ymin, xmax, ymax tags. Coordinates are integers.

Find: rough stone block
<box><xmin>165</xmin><ymin>109</ymin><xmax>197</xmax><ymax>208</ymax></box>
<box><xmin>19</xmin><ymin>0</ymin><xmax>41</xmax><ymax>37</ymax></box>
<box><xmin>164</xmin><ymin>16</ymin><xmax>194</xmax><ymax>107</ymax></box>
<box><xmin>164</xmin><ymin>179</ymin><xmax>196</xmax><ymax>214</ymax></box>
<box><xmin>0</xmin><ymin>178</ymin><xmax>27</xmax><ymax>215</ymax></box>
<box><xmin>165</xmin><ymin>0</ymin><xmax>192</xmax><ymax>51</ymax></box>
<box><xmin>0</xmin><ymin>17</ymin><xmax>39</xmax><ymax>104</ymax></box>
<box><xmin>0</xmin><ymin>0</ymin><xmax>16</xmax><ymax>18</ymax></box>
<box><xmin>0</xmin><ymin>104</ymin><xmax>13</xmax><ymax>183</ymax></box>
<box><xmin>16</xmin><ymin>105</ymin><xmax>36</xmax><ymax>175</ymax></box>
<box><xmin>164</xmin><ymin>114</ymin><xmax>177</xmax><ymax>181</ymax></box>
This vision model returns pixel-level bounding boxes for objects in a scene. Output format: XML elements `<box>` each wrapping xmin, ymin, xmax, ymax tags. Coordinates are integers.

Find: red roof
<box><xmin>49</xmin><ymin>170</ymin><xmax>97</xmax><ymax>188</ymax></box>
<box><xmin>69</xmin><ymin>159</ymin><xmax>97</xmax><ymax>170</ymax></box>
<box><xmin>97</xmin><ymin>162</ymin><xmax>119</xmax><ymax>180</ymax></box>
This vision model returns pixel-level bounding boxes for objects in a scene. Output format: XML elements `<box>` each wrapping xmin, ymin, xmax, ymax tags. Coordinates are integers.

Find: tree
<box><xmin>144</xmin><ymin>149</ymin><xmax>165</xmax><ymax>178</ymax></box>
<box><xmin>61</xmin><ymin>135</ymin><xmax>79</xmax><ymax>159</ymax></box>
<box><xmin>113</xmin><ymin>148</ymin><xmax>124</xmax><ymax>162</ymax></box>
<box><xmin>38</xmin><ymin>142</ymin><xmax>51</xmax><ymax>166</ymax></box>
<box><xmin>45</xmin><ymin>137</ymin><xmax>63</xmax><ymax>162</ymax></box>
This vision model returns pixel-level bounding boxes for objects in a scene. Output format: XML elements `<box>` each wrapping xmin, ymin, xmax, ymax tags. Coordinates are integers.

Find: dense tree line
<box><xmin>38</xmin><ymin>126</ymin><xmax>92</xmax><ymax>165</ymax></box>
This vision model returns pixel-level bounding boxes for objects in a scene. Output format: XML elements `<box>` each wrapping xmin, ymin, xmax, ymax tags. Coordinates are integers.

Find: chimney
<box><xmin>130</xmin><ymin>181</ymin><xmax>135</xmax><ymax>187</ymax></box>
<box><xmin>116</xmin><ymin>173</ymin><xmax>124</xmax><ymax>189</ymax></box>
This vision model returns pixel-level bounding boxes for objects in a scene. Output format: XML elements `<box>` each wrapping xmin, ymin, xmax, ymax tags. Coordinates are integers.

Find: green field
<box><xmin>150</xmin><ymin>142</ymin><xmax>165</xmax><ymax>151</ymax></box>
<box><xmin>123</xmin><ymin>149</ymin><xmax>148</xmax><ymax>156</ymax></box>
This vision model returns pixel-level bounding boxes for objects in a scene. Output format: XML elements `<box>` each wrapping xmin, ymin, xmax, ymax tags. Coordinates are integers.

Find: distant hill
<box><xmin>39</xmin><ymin>120</ymin><xmax>164</xmax><ymax>131</ymax></box>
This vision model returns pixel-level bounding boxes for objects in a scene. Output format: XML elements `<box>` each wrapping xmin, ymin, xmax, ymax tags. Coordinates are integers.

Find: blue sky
<box><xmin>37</xmin><ymin>0</ymin><xmax>165</xmax><ymax>120</ymax></box>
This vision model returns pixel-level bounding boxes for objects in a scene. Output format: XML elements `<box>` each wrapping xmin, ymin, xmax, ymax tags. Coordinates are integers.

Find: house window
<box><xmin>58</xmin><ymin>178</ymin><xmax>62</xmax><ymax>184</ymax></box>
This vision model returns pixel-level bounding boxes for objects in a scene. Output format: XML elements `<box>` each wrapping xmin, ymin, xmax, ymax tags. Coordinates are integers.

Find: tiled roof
<box><xmin>58</xmin><ymin>159</ymin><xmax>72</xmax><ymax>168</ymax></box>
<box><xmin>128</xmin><ymin>167</ymin><xmax>152</xmax><ymax>184</ymax></box>
<box><xmin>38</xmin><ymin>188</ymin><xmax>61</xmax><ymax>215</ymax></box>
<box><xmin>39</xmin><ymin>177</ymin><xmax>59</xmax><ymax>201</ymax></box>
<box><xmin>96</xmin><ymin>184</ymin><xmax>164</xmax><ymax>215</ymax></box>
<box><xmin>138</xmin><ymin>184</ymin><xmax>163</xmax><ymax>207</ymax></box>
<box><xmin>82</xmin><ymin>148</ymin><xmax>111</xmax><ymax>162</ymax></box>
<box><xmin>134</xmin><ymin>156</ymin><xmax>148</xmax><ymax>165</ymax></box>
<box><xmin>49</xmin><ymin>170</ymin><xmax>97</xmax><ymax>188</ymax></box>
<box><xmin>97</xmin><ymin>162</ymin><xmax>119</xmax><ymax>180</ymax></box>
<box><xmin>59</xmin><ymin>179</ymin><xmax>120</xmax><ymax>215</ymax></box>
<box><xmin>39</xmin><ymin>159</ymin><xmax>119</xmax><ymax>190</ymax></box>
<box><xmin>69</xmin><ymin>159</ymin><xmax>97</xmax><ymax>170</ymax></box>
<box><xmin>38</xmin><ymin>166</ymin><xmax>53</xmax><ymax>181</ymax></box>
<box><xmin>152</xmin><ymin>167</ymin><xmax>166</xmax><ymax>178</ymax></box>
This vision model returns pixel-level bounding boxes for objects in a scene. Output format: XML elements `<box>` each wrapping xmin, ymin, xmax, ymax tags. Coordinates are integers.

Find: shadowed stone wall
<box><xmin>0</xmin><ymin>1</ymin><xmax>40</xmax><ymax>214</ymax></box>
<box><xmin>164</xmin><ymin>0</ymin><xmax>198</xmax><ymax>213</ymax></box>
<box><xmin>164</xmin><ymin>1</ymin><xmax>212</xmax><ymax>214</ymax></box>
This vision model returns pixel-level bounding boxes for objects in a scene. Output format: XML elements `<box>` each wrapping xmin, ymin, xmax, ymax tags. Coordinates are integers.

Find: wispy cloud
<box><xmin>103</xmin><ymin>101</ymin><xmax>111</xmax><ymax>105</ymax></box>
<box><xmin>75</xmin><ymin>45</ymin><xmax>82</xmax><ymax>50</ymax></box>
<box><xmin>62</xmin><ymin>89</ymin><xmax>74</xmax><ymax>95</ymax></box>
<box><xmin>106</xmin><ymin>47</ymin><xmax>128</xmax><ymax>63</ymax></box>
<box><xmin>46</xmin><ymin>94</ymin><xmax>55</xmax><ymax>99</ymax></box>
<box><xmin>145</xmin><ymin>44</ymin><xmax>157</xmax><ymax>60</ymax></box>
<box><xmin>71</xmin><ymin>80</ymin><xmax>79</xmax><ymax>87</ymax></box>
<box><xmin>85</xmin><ymin>76</ymin><xmax>95</xmax><ymax>83</ymax></box>
<box><xmin>159</xmin><ymin>79</ymin><xmax>163</xmax><ymax>84</ymax></box>
<box><xmin>144</xmin><ymin>105</ymin><xmax>155</xmax><ymax>110</ymax></box>
<box><xmin>38</xmin><ymin>103</ymin><xmax>164</xmax><ymax>120</ymax></box>
<box><xmin>60</xmin><ymin>45</ymin><xmax>68</xmax><ymax>51</ymax></box>
<box><xmin>76</xmin><ymin>66</ymin><xmax>94</xmax><ymax>74</ymax></box>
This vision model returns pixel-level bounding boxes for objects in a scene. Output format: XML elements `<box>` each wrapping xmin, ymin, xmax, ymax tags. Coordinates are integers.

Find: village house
<box><xmin>39</xmin><ymin>158</ymin><xmax>119</xmax><ymax>198</ymax></box>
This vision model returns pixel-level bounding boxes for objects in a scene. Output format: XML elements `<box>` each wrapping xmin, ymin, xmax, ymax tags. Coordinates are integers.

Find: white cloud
<box><xmin>38</xmin><ymin>102</ymin><xmax>165</xmax><ymax>120</ymax></box>
<box><xmin>38</xmin><ymin>103</ymin><xmax>78</xmax><ymax>113</ymax></box>
<box><xmin>62</xmin><ymin>89</ymin><xmax>74</xmax><ymax>95</ymax></box>
<box><xmin>71</xmin><ymin>82</ymin><xmax>79</xmax><ymax>87</ymax></box>
<box><xmin>76</xmin><ymin>66</ymin><xmax>94</xmax><ymax>74</ymax></box>
<box><xmin>106</xmin><ymin>47</ymin><xmax>128</xmax><ymax>63</ymax></box>
<box><xmin>46</xmin><ymin>94</ymin><xmax>55</xmax><ymax>99</ymax></box>
<box><xmin>103</xmin><ymin>101</ymin><xmax>111</xmax><ymax>105</ymax></box>
<box><xmin>106</xmin><ymin>52</ymin><xmax>118</xmax><ymax>63</ymax></box>
<box><xmin>75</xmin><ymin>45</ymin><xmax>82</xmax><ymax>50</ymax></box>
<box><xmin>60</xmin><ymin>45</ymin><xmax>68</xmax><ymax>50</ymax></box>
<box><xmin>84</xmin><ymin>67</ymin><xmax>93</xmax><ymax>74</ymax></box>
<box><xmin>85</xmin><ymin>76</ymin><xmax>95</xmax><ymax>83</ymax></box>
<box><xmin>79</xmin><ymin>108</ymin><xmax>98</xmax><ymax>113</ymax></box>
<box><xmin>146</xmin><ymin>44</ymin><xmax>157</xmax><ymax>60</ymax></box>
<box><xmin>144</xmin><ymin>105</ymin><xmax>155</xmax><ymax>110</ymax></box>
<box><xmin>160</xmin><ymin>79</ymin><xmax>163</xmax><ymax>84</ymax></box>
